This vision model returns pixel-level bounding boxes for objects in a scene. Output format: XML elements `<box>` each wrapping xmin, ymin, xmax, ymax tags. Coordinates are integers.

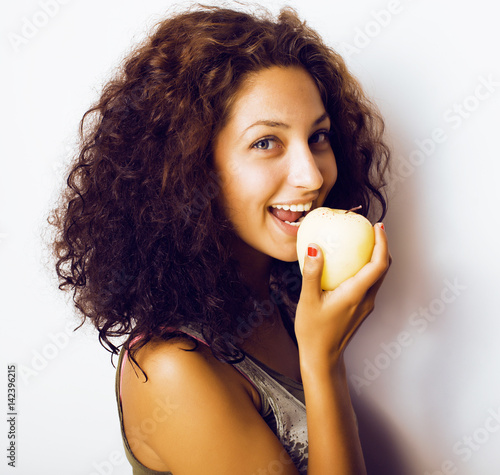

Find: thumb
<box><xmin>300</xmin><ymin>244</ymin><xmax>324</xmax><ymax>303</ymax></box>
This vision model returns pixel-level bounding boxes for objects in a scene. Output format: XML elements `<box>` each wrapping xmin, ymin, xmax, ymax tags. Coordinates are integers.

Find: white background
<box><xmin>1</xmin><ymin>1</ymin><xmax>499</xmax><ymax>474</ymax></box>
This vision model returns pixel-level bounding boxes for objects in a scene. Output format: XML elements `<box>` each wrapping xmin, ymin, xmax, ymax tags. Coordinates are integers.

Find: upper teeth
<box><xmin>271</xmin><ymin>201</ymin><xmax>313</xmax><ymax>212</ymax></box>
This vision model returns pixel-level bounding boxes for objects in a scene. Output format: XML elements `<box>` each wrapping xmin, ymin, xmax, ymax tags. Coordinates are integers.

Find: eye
<box><xmin>252</xmin><ymin>137</ymin><xmax>281</xmax><ymax>150</ymax></box>
<box><xmin>309</xmin><ymin>131</ymin><xmax>330</xmax><ymax>145</ymax></box>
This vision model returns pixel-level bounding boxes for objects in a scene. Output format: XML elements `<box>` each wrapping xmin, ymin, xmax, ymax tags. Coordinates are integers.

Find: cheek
<box><xmin>322</xmin><ymin>155</ymin><xmax>338</xmax><ymax>191</ymax></box>
<box><xmin>227</xmin><ymin>162</ymin><xmax>277</xmax><ymax>201</ymax></box>
<box><xmin>217</xmin><ymin>166</ymin><xmax>266</xmax><ymax>221</ymax></box>
<box><xmin>213</xmin><ymin>154</ymin><xmax>244</xmax><ymax>209</ymax></box>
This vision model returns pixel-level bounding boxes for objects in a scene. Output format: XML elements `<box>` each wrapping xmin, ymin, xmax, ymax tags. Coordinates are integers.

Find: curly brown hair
<box><xmin>49</xmin><ymin>4</ymin><xmax>390</xmax><ymax>362</ymax></box>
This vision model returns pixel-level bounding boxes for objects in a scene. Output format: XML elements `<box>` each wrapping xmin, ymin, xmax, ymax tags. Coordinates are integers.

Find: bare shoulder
<box><xmin>120</xmin><ymin>337</ymin><xmax>300</xmax><ymax>474</ymax></box>
<box><xmin>122</xmin><ymin>337</ymin><xmax>260</xmax><ymax>413</ymax></box>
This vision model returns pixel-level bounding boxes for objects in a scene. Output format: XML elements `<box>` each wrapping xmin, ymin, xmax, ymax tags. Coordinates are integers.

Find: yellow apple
<box><xmin>296</xmin><ymin>207</ymin><xmax>375</xmax><ymax>290</ymax></box>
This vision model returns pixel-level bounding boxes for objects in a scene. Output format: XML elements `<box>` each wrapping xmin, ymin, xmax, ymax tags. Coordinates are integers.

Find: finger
<box><xmin>352</xmin><ymin>228</ymin><xmax>391</xmax><ymax>320</ymax></box>
<box><xmin>299</xmin><ymin>244</ymin><xmax>324</xmax><ymax>305</ymax></box>
<box><xmin>338</xmin><ymin>222</ymin><xmax>390</xmax><ymax>294</ymax></box>
<box><xmin>371</xmin><ymin>223</ymin><xmax>390</xmax><ymax>267</ymax></box>
<box><xmin>368</xmin><ymin>248</ymin><xmax>392</xmax><ymax>295</ymax></box>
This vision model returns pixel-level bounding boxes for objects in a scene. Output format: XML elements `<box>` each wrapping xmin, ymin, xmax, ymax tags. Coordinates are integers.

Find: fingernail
<box><xmin>378</xmin><ymin>223</ymin><xmax>385</xmax><ymax>230</ymax></box>
<box><xmin>308</xmin><ymin>246</ymin><xmax>317</xmax><ymax>257</ymax></box>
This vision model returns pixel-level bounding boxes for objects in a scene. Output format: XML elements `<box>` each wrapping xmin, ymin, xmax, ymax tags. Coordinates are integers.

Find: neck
<box><xmin>231</xmin><ymin>239</ymin><xmax>301</xmax><ymax>379</ymax></box>
<box><xmin>230</xmin><ymin>237</ymin><xmax>289</xmax><ymax>355</ymax></box>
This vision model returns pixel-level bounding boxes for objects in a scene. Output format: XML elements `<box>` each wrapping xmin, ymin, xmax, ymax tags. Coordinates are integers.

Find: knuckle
<box><xmin>302</xmin><ymin>268</ymin><xmax>318</xmax><ymax>281</ymax></box>
<box><xmin>302</xmin><ymin>262</ymin><xmax>321</xmax><ymax>280</ymax></box>
<box><xmin>377</xmin><ymin>252</ymin><xmax>391</xmax><ymax>273</ymax></box>
<box><xmin>387</xmin><ymin>253</ymin><xmax>393</xmax><ymax>267</ymax></box>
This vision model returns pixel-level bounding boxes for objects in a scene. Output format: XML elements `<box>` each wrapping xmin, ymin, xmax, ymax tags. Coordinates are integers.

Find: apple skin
<box><xmin>296</xmin><ymin>207</ymin><xmax>375</xmax><ymax>290</ymax></box>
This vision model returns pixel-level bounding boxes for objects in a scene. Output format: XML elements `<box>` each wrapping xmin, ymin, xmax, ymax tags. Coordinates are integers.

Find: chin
<box><xmin>273</xmin><ymin>248</ymin><xmax>299</xmax><ymax>263</ymax></box>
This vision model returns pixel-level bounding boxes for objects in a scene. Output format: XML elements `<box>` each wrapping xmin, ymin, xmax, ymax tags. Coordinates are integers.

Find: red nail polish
<box><xmin>379</xmin><ymin>223</ymin><xmax>385</xmax><ymax>230</ymax></box>
<box><xmin>308</xmin><ymin>246</ymin><xmax>317</xmax><ymax>257</ymax></box>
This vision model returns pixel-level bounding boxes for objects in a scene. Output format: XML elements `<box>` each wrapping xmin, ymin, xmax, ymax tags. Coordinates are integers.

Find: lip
<box><xmin>268</xmin><ymin>209</ymin><xmax>302</xmax><ymax>236</ymax></box>
<box><xmin>269</xmin><ymin>196</ymin><xmax>318</xmax><ymax>208</ymax></box>
<box><xmin>267</xmin><ymin>194</ymin><xmax>319</xmax><ymax>236</ymax></box>
<box><xmin>268</xmin><ymin>202</ymin><xmax>316</xmax><ymax>237</ymax></box>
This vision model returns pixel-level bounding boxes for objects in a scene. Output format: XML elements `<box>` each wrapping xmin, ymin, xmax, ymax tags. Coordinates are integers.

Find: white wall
<box><xmin>2</xmin><ymin>1</ymin><xmax>499</xmax><ymax>474</ymax></box>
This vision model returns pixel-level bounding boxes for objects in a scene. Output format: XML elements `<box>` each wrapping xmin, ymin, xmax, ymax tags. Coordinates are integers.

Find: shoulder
<box><xmin>120</xmin><ymin>337</ymin><xmax>257</xmax><ymax>462</ymax></box>
<box><xmin>123</xmin><ymin>336</ymin><xmax>259</xmax><ymax>405</ymax></box>
<box><xmin>120</xmin><ymin>336</ymin><xmax>299</xmax><ymax>474</ymax></box>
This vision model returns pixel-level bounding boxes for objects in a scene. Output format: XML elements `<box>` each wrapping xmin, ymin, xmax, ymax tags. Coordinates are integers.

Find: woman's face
<box><xmin>213</xmin><ymin>66</ymin><xmax>337</xmax><ymax>262</ymax></box>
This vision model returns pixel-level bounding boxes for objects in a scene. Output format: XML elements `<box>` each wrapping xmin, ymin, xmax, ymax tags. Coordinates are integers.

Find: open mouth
<box><xmin>268</xmin><ymin>202</ymin><xmax>313</xmax><ymax>227</ymax></box>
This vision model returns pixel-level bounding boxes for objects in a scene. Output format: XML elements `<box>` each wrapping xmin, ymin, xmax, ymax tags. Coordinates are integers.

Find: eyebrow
<box><xmin>242</xmin><ymin>112</ymin><xmax>330</xmax><ymax>135</ymax></box>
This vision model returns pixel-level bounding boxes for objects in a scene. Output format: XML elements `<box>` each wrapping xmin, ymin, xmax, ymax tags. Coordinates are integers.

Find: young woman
<box><xmin>50</xmin><ymin>5</ymin><xmax>391</xmax><ymax>474</ymax></box>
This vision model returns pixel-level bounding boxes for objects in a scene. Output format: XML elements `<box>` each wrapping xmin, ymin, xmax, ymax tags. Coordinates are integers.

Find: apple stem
<box><xmin>346</xmin><ymin>205</ymin><xmax>362</xmax><ymax>213</ymax></box>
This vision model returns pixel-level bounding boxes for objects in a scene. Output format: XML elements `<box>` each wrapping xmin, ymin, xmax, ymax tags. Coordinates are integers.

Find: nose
<box><xmin>287</xmin><ymin>144</ymin><xmax>324</xmax><ymax>191</ymax></box>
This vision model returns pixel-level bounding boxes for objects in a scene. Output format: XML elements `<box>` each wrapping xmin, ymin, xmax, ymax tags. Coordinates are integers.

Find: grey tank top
<box><xmin>115</xmin><ymin>327</ymin><xmax>308</xmax><ymax>474</ymax></box>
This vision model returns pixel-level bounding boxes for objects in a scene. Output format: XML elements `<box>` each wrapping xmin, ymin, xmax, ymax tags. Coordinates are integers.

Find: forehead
<box><xmin>226</xmin><ymin>66</ymin><xmax>327</xmax><ymax>129</ymax></box>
